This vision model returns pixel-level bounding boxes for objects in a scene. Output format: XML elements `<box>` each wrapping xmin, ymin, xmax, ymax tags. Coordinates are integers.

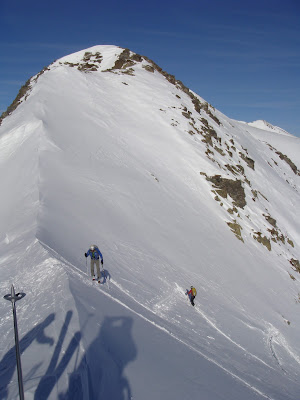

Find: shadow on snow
<box><xmin>0</xmin><ymin>311</ymin><xmax>82</xmax><ymax>400</ymax></box>
<box><xmin>59</xmin><ymin>316</ymin><xmax>137</xmax><ymax>400</ymax></box>
<box><xmin>100</xmin><ymin>269</ymin><xmax>110</xmax><ymax>284</ymax></box>
<box><xmin>0</xmin><ymin>313</ymin><xmax>55</xmax><ymax>399</ymax></box>
<box><xmin>34</xmin><ymin>311</ymin><xmax>81</xmax><ymax>399</ymax></box>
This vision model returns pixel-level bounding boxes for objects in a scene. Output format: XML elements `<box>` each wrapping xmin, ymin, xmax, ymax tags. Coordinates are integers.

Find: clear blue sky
<box><xmin>1</xmin><ymin>0</ymin><xmax>300</xmax><ymax>137</ymax></box>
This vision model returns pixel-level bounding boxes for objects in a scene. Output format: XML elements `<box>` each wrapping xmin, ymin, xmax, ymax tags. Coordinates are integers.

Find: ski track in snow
<box><xmin>42</xmin><ymin>242</ymin><xmax>277</xmax><ymax>400</ymax></box>
<box><xmin>70</xmin><ymin>267</ymin><xmax>275</xmax><ymax>399</ymax></box>
<box><xmin>267</xmin><ymin>325</ymin><xmax>300</xmax><ymax>374</ymax></box>
<box><xmin>42</xmin><ymin>241</ymin><xmax>300</xmax><ymax>398</ymax></box>
<box><xmin>194</xmin><ymin>305</ymin><xmax>274</xmax><ymax>370</ymax></box>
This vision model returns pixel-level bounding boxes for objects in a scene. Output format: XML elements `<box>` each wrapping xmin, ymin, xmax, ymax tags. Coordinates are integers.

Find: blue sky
<box><xmin>1</xmin><ymin>0</ymin><xmax>300</xmax><ymax>137</ymax></box>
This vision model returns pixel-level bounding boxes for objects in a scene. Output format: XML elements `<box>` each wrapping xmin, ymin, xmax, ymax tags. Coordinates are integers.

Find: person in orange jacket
<box><xmin>187</xmin><ymin>286</ymin><xmax>197</xmax><ymax>306</ymax></box>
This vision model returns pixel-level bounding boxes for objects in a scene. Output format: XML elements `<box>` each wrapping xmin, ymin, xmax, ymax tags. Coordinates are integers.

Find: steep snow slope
<box><xmin>0</xmin><ymin>45</ymin><xmax>299</xmax><ymax>399</ymax></box>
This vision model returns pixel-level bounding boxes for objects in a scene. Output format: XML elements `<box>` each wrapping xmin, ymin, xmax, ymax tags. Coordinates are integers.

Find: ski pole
<box><xmin>4</xmin><ymin>286</ymin><xmax>26</xmax><ymax>400</ymax></box>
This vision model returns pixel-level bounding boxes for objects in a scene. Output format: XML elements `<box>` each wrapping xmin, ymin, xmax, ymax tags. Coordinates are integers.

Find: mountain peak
<box><xmin>0</xmin><ymin>44</ymin><xmax>215</xmax><ymax>127</ymax></box>
<box><xmin>55</xmin><ymin>45</ymin><xmax>126</xmax><ymax>72</ymax></box>
<box><xmin>248</xmin><ymin>119</ymin><xmax>292</xmax><ymax>136</ymax></box>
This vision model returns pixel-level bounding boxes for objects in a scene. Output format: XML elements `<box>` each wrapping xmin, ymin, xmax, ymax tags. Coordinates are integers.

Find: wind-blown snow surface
<box><xmin>0</xmin><ymin>45</ymin><xmax>300</xmax><ymax>399</ymax></box>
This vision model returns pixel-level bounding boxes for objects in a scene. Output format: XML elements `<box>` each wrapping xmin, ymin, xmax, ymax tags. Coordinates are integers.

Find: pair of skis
<box><xmin>92</xmin><ymin>269</ymin><xmax>107</xmax><ymax>284</ymax></box>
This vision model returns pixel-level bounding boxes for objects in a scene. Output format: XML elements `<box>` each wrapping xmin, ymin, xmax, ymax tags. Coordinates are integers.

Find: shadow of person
<box><xmin>34</xmin><ymin>311</ymin><xmax>81</xmax><ymax>400</ymax></box>
<box><xmin>0</xmin><ymin>313</ymin><xmax>55</xmax><ymax>400</ymax></box>
<box><xmin>100</xmin><ymin>269</ymin><xmax>111</xmax><ymax>284</ymax></box>
<box><xmin>60</xmin><ymin>316</ymin><xmax>137</xmax><ymax>400</ymax></box>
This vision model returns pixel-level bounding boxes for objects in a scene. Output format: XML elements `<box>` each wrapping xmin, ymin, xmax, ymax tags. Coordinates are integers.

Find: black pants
<box><xmin>190</xmin><ymin>295</ymin><xmax>195</xmax><ymax>306</ymax></box>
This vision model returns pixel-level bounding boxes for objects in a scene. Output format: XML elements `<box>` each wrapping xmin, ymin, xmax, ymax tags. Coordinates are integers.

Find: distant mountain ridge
<box><xmin>248</xmin><ymin>120</ymin><xmax>293</xmax><ymax>136</ymax></box>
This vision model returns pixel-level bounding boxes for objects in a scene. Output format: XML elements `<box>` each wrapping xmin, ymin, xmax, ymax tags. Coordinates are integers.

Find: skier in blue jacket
<box><xmin>85</xmin><ymin>245</ymin><xmax>103</xmax><ymax>282</ymax></box>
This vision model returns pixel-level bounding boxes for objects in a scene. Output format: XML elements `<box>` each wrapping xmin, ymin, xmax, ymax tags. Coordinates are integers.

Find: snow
<box><xmin>248</xmin><ymin>120</ymin><xmax>292</xmax><ymax>137</ymax></box>
<box><xmin>0</xmin><ymin>45</ymin><xmax>299</xmax><ymax>399</ymax></box>
<box><xmin>237</xmin><ymin>119</ymin><xmax>299</xmax><ymax>163</ymax></box>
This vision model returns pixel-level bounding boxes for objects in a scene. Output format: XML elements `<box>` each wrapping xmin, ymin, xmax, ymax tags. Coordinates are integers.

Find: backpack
<box><xmin>191</xmin><ymin>287</ymin><xmax>197</xmax><ymax>296</ymax></box>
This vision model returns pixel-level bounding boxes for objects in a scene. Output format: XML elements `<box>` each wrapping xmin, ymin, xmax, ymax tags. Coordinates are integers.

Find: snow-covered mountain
<box><xmin>0</xmin><ymin>45</ymin><xmax>299</xmax><ymax>400</ymax></box>
<box><xmin>247</xmin><ymin>120</ymin><xmax>293</xmax><ymax>137</ymax></box>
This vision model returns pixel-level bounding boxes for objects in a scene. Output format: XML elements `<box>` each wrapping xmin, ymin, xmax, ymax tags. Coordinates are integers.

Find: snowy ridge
<box><xmin>0</xmin><ymin>45</ymin><xmax>300</xmax><ymax>399</ymax></box>
<box><xmin>248</xmin><ymin>120</ymin><xmax>292</xmax><ymax>137</ymax></box>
